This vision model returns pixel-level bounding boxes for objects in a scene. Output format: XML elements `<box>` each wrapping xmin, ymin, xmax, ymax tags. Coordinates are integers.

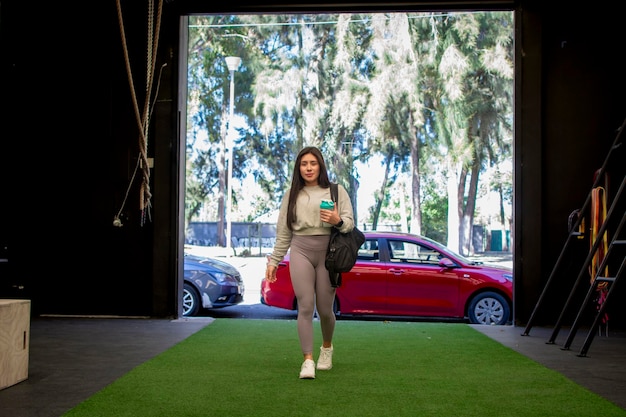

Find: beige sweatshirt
<box><xmin>268</xmin><ymin>184</ymin><xmax>355</xmax><ymax>267</ymax></box>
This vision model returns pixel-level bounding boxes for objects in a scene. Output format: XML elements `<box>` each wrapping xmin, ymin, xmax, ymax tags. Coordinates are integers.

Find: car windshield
<box><xmin>418</xmin><ymin>235</ymin><xmax>477</xmax><ymax>264</ymax></box>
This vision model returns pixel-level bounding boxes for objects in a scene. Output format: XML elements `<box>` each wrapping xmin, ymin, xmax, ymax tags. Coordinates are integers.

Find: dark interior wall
<box><xmin>517</xmin><ymin>4</ymin><xmax>626</xmax><ymax>326</ymax></box>
<box><xmin>1</xmin><ymin>1</ymin><xmax>625</xmax><ymax>327</ymax></box>
<box><xmin>1</xmin><ymin>1</ymin><xmax>180</xmax><ymax>316</ymax></box>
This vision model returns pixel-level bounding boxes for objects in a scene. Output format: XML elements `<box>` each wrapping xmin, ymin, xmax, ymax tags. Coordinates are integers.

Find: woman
<box><xmin>265</xmin><ymin>146</ymin><xmax>355</xmax><ymax>379</ymax></box>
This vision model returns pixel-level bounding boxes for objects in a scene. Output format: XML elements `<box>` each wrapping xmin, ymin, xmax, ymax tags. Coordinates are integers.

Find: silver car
<box><xmin>183</xmin><ymin>254</ymin><xmax>245</xmax><ymax>316</ymax></box>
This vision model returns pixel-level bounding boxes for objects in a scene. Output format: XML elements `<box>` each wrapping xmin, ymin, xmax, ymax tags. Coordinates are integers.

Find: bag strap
<box><xmin>330</xmin><ymin>183</ymin><xmax>338</xmax><ymax>203</ymax></box>
<box><xmin>328</xmin><ymin>183</ymin><xmax>342</xmax><ymax>288</ymax></box>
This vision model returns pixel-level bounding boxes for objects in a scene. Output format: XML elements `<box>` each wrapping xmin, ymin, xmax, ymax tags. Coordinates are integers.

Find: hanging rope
<box><xmin>114</xmin><ymin>0</ymin><xmax>164</xmax><ymax>226</ymax></box>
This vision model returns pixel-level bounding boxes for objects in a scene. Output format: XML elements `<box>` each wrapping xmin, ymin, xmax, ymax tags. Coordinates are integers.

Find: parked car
<box><xmin>260</xmin><ymin>231</ymin><xmax>513</xmax><ymax>325</ymax></box>
<box><xmin>183</xmin><ymin>253</ymin><xmax>245</xmax><ymax>316</ymax></box>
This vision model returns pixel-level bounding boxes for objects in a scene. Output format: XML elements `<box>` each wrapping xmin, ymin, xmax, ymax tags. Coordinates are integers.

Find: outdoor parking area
<box><xmin>185</xmin><ymin>245</ymin><xmax>513</xmax><ymax>307</ymax></box>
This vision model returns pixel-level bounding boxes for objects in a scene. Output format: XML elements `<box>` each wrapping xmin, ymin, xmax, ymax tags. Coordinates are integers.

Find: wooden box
<box><xmin>0</xmin><ymin>299</ymin><xmax>30</xmax><ymax>390</ymax></box>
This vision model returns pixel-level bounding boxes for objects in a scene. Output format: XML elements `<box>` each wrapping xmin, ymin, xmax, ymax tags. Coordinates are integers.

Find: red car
<box><xmin>261</xmin><ymin>231</ymin><xmax>513</xmax><ymax>325</ymax></box>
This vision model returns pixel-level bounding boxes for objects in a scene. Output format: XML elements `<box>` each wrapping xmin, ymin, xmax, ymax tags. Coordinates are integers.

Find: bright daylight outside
<box><xmin>183</xmin><ymin>11</ymin><xmax>514</xmax><ymax>261</ymax></box>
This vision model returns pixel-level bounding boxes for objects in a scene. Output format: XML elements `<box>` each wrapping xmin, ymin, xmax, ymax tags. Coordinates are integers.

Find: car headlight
<box><xmin>212</xmin><ymin>272</ymin><xmax>240</xmax><ymax>286</ymax></box>
<box><xmin>503</xmin><ymin>273</ymin><xmax>513</xmax><ymax>282</ymax></box>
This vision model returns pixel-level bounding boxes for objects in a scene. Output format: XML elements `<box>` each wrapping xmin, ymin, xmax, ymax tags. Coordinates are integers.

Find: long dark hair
<box><xmin>286</xmin><ymin>146</ymin><xmax>332</xmax><ymax>230</ymax></box>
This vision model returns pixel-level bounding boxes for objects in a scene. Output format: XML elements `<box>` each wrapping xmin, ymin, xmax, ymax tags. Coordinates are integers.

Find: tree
<box><xmin>427</xmin><ymin>12</ymin><xmax>513</xmax><ymax>254</ymax></box>
<box><xmin>362</xmin><ymin>13</ymin><xmax>426</xmax><ymax>233</ymax></box>
<box><xmin>186</xmin><ymin>15</ymin><xmax>258</xmax><ymax>243</ymax></box>
<box><xmin>184</xmin><ymin>12</ymin><xmax>514</xmax><ymax>252</ymax></box>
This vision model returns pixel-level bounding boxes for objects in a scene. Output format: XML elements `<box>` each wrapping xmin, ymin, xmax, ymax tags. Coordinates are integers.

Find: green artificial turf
<box><xmin>63</xmin><ymin>320</ymin><xmax>626</xmax><ymax>417</ymax></box>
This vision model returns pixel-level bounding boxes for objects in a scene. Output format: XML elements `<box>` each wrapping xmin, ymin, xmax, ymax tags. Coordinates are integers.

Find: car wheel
<box><xmin>468</xmin><ymin>291</ymin><xmax>510</xmax><ymax>325</ymax></box>
<box><xmin>183</xmin><ymin>283</ymin><xmax>201</xmax><ymax>317</ymax></box>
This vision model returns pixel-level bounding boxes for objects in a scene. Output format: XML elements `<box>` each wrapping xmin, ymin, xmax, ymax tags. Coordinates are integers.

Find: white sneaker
<box><xmin>316</xmin><ymin>345</ymin><xmax>333</xmax><ymax>370</ymax></box>
<box><xmin>299</xmin><ymin>359</ymin><xmax>316</xmax><ymax>379</ymax></box>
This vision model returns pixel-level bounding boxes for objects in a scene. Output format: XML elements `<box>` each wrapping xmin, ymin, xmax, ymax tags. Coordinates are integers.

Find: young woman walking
<box><xmin>265</xmin><ymin>146</ymin><xmax>355</xmax><ymax>379</ymax></box>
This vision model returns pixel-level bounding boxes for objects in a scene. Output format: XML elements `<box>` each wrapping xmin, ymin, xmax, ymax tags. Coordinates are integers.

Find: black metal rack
<box><xmin>522</xmin><ymin>118</ymin><xmax>626</xmax><ymax>357</ymax></box>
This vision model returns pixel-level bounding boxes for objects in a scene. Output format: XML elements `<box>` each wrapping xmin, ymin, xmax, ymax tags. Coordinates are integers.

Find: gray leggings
<box><xmin>289</xmin><ymin>234</ymin><xmax>336</xmax><ymax>355</ymax></box>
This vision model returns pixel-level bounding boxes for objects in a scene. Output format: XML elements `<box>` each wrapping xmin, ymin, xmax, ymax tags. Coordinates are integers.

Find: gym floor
<box><xmin>0</xmin><ymin>316</ymin><xmax>624</xmax><ymax>417</ymax></box>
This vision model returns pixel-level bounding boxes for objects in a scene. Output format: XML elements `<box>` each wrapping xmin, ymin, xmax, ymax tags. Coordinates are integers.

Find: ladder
<box><xmin>563</xmin><ymin>209</ymin><xmax>626</xmax><ymax>356</ymax></box>
<box><xmin>522</xmin><ymin>118</ymin><xmax>626</xmax><ymax>357</ymax></box>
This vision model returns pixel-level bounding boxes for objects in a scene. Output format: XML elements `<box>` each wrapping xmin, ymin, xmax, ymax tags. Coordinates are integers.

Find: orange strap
<box><xmin>590</xmin><ymin>186</ymin><xmax>609</xmax><ymax>286</ymax></box>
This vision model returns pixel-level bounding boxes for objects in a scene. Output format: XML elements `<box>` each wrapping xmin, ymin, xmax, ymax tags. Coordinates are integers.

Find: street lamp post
<box><xmin>225</xmin><ymin>56</ymin><xmax>241</xmax><ymax>255</ymax></box>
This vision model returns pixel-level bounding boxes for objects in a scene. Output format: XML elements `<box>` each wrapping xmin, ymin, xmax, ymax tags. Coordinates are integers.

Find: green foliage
<box><xmin>185</xmin><ymin>12</ymin><xmax>514</xmax><ymax>251</ymax></box>
<box><xmin>421</xmin><ymin>186</ymin><xmax>448</xmax><ymax>242</ymax></box>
